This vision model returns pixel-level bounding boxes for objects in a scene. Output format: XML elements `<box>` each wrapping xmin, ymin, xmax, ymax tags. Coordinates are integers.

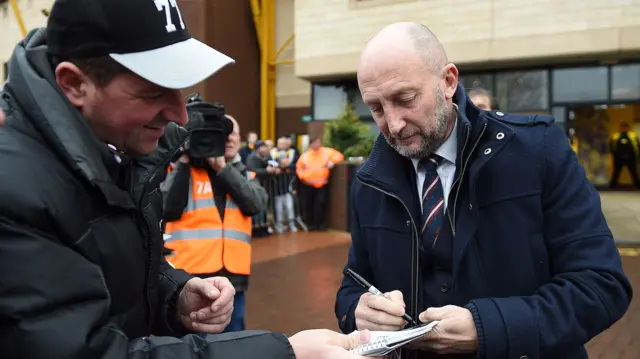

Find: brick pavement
<box><xmin>586</xmin><ymin>247</ymin><xmax>640</xmax><ymax>359</ymax></box>
<box><xmin>246</xmin><ymin>233</ymin><xmax>640</xmax><ymax>358</ymax></box>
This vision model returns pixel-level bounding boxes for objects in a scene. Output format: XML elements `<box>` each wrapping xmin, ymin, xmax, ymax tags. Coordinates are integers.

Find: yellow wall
<box><xmin>294</xmin><ymin>0</ymin><xmax>640</xmax><ymax>80</ymax></box>
<box><xmin>0</xmin><ymin>0</ymin><xmax>51</xmax><ymax>80</ymax></box>
<box><xmin>275</xmin><ymin>0</ymin><xmax>311</xmax><ymax>109</ymax></box>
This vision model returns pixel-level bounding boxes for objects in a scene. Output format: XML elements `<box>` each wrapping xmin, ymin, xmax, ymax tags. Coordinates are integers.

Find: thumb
<box><xmin>345</xmin><ymin>330</ymin><xmax>370</xmax><ymax>350</ymax></box>
<box><xmin>419</xmin><ymin>306</ymin><xmax>446</xmax><ymax>323</ymax></box>
<box><xmin>189</xmin><ymin>278</ymin><xmax>220</xmax><ymax>300</ymax></box>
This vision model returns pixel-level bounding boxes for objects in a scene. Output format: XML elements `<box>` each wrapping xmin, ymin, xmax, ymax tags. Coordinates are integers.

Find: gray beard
<box><xmin>387</xmin><ymin>92</ymin><xmax>451</xmax><ymax>159</ymax></box>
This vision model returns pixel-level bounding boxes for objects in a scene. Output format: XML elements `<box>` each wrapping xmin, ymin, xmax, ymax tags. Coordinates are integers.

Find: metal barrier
<box><xmin>252</xmin><ymin>171</ymin><xmax>307</xmax><ymax>234</ymax></box>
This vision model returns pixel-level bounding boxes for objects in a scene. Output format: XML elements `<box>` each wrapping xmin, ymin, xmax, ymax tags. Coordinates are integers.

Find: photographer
<box><xmin>161</xmin><ymin>97</ymin><xmax>267</xmax><ymax>333</ymax></box>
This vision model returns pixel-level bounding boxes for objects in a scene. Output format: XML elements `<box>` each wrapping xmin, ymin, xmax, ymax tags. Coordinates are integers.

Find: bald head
<box><xmin>357</xmin><ymin>22</ymin><xmax>459</xmax><ymax>160</ymax></box>
<box><xmin>360</xmin><ymin>22</ymin><xmax>448</xmax><ymax>75</ymax></box>
<box><xmin>225</xmin><ymin>114</ymin><xmax>239</xmax><ymax>134</ymax></box>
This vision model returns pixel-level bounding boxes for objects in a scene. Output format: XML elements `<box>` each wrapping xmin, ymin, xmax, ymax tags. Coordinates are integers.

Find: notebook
<box><xmin>349</xmin><ymin>321</ymin><xmax>440</xmax><ymax>356</ymax></box>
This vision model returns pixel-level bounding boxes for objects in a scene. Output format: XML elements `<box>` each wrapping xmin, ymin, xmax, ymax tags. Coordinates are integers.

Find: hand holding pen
<box><xmin>346</xmin><ymin>268</ymin><xmax>418</xmax><ymax>332</ymax></box>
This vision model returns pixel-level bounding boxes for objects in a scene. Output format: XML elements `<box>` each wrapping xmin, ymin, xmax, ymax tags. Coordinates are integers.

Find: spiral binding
<box><xmin>350</xmin><ymin>335</ymin><xmax>390</xmax><ymax>354</ymax></box>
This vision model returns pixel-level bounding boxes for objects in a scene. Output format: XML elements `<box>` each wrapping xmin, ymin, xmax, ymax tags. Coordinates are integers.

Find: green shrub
<box><xmin>323</xmin><ymin>103</ymin><xmax>375</xmax><ymax>158</ymax></box>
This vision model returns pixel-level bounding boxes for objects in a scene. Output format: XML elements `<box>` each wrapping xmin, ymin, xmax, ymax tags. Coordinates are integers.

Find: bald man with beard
<box><xmin>335</xmin><ymin>22</ymin><xmax>630</xmax><ymax>359</ymax></box>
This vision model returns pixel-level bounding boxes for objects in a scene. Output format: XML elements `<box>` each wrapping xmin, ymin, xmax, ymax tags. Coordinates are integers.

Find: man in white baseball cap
<box><xmin>0</xmin><ymin>0</ymin><xmax>371</xmax><ymax>358</ymax></box>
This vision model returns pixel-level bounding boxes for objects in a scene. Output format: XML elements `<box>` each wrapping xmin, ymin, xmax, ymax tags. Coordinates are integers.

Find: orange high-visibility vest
<box><xmin>164</xmin><ymin>167</ymin><xmax>252</xmax><ymax>275</ymax></box>
<box><xmin>296</xmin><ymin>147</ymin><xmax>344</xmax><ymax>188</ymax></box>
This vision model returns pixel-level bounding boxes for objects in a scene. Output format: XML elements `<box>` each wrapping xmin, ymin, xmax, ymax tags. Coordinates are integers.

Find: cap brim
<box><xmin>109</xmin><ymin>38</ymin><xmax>235</xmax><ymax>90</ymax></box>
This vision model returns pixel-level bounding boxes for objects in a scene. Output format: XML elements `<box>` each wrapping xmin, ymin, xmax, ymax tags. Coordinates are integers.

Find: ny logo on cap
<box><xmin>153</xmin><ymin>0</ymin><xmax>186</xmax><ymax>33</ymax></box>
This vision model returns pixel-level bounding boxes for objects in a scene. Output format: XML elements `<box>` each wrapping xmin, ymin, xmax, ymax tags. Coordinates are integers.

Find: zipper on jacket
<box><xmin>137</xmin><ymin>133</ymin><xmax>190</xmax><ymax>331</ymax></box>
<box><xmin>356</xmin><ymin>179</ymin><xmax>421</xmax><ymax>323</ymax></box>
<box><xmin>447</xmin><ymin>122</ymin><xmax>487</xmax><ymax>236</ymax></box>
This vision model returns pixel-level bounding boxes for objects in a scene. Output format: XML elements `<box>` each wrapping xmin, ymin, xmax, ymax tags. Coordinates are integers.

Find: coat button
<box><xmin>484</xmin><ymin>148</ymin><xmax>492</xmax><ymax>155</ymax></box>
<box><xmin>406</xmin><ymin>220</ymin><xmax>410</xmax><ymax>226</ymax></box>
<box><xmin>440</xmin><ymin>282</ymin><xmax>450</xmax><ymax>293</ymax></box>
<box><xmin>496</xmin><ymin>111</ymin><xmax>504</xmax><ymax>116</ymax></box>
<box><xmin>496</xmin><ymin>132</ymin><xmax>504</xmax><ymax>140</ymax></box>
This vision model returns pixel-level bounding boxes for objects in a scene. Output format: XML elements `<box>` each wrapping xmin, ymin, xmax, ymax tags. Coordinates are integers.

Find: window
<box><xmin>551</xmin><ymin>106</ymin><xmax>566</xmax><ymax>131</ymax></box>
<box><xmin>552</xmin><ymin>66</ymin><xmax>608</xmax><ymax>103</ymax></box>
<box><xmin>611</xmin><ymin>64</ymin><xmax>640</xmax><ymax>101</ymax></box>
<box><xmin>495</xmin><ymin>70</ymin><xmax>549</xmax><ymax>112</ymax></box>
<box><xmin>312</xmin><ymin>84</ymin><xmax>348</xmax><ymax>121</ymax></box>
<box><xmin>459</xmin><ymin>74</ymin><xmax>494</xmax><ymax>93</ymax></box>
<box><xmin>351</xmin><ymin>89</ymin><xmax>374</xmax><ymax>119</ymax></box>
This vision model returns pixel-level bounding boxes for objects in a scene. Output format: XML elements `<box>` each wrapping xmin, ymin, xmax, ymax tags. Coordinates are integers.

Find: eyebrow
<box><xmin>363</xmin><ymin>86</ymin><xmax>418</xmax><ymax>104</ymax></box>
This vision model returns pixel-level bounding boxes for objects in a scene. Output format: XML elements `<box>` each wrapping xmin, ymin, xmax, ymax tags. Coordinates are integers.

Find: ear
<box><xmin>442</xmin><ymin>63</ymin><xmax>459</xmax><ymax>101</ymax></box>
<box><xmin>55</xmin><ymin>62</ymin><xmax>94</xmax><ymax>108</ymax></box>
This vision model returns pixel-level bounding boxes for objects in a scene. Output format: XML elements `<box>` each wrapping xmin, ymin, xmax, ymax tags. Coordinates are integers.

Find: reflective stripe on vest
<box><xmin>164</xmin><ymin>167</ymin><xmax>252</xmax><ymax>275</ymax></box>
<box><xmin>300</xmin><ymin>148</ymin><xmax>331</xmax><ymax>188</ymax></box>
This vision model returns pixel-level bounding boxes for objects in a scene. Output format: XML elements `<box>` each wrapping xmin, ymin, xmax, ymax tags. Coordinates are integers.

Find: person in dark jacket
<box><xmin>161</xmin><ymin>113</ymin><xmax>268</xmax><ymax>332</ymax></box>
<box><xmin>0</xmin><ymin>0</ymin><xmax>370</xmax><ymax>358</ymax></box>
<box><xmin>246</xmin><ymin>140</ymin><xmax>276</xmax><ymax>174</ymax></box>
<box><xmin>239</xmin><ymin>130</ymin><xmax>259</xmax><ymax>164</ymax></box>
<box><xmin>335</xmin><ymin>22</ymin><xmax>632</xmax><ymax>359</ymax></box>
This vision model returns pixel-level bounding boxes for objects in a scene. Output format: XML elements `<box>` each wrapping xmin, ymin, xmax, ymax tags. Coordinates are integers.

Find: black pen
<box><xmin>344</xmin><ymin>268</ymin><xmax>418</xmax><ymax>326</ymax></box>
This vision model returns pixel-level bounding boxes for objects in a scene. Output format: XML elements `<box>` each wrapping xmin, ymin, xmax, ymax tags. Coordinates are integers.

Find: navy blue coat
<box><xmin>335</xmin><ymin>85</ymin><xmax>632</xmax><ymax>359</ymax></box>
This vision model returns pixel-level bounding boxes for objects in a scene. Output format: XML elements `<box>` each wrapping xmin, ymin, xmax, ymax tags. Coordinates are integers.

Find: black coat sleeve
<box><xmin>160</xmin><ymin>162</ymin><xmax>192</xmax><ymax>222</ymax></box>
<box><xmin>246</xmin><ymin>154</ymin><xmax>269</xmax><ymax>175</ymax></box>
<box><xmin>0</xmin><ymin>217</ymin><xmax>296</xmax><ymax>359</ymax></box>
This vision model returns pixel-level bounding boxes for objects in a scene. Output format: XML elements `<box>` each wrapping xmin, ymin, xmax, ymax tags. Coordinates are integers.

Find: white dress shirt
<box><xmin>411</xmin><ymin>116</ymin><xmax>458</xmax><ymax>211</ymax></box>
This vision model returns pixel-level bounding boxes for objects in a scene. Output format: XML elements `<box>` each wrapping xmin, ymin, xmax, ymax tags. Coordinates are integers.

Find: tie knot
<box><xmin>420</xmin><ymin>155</ymin><xmax>442</xmax><ymax>172</ymax></box>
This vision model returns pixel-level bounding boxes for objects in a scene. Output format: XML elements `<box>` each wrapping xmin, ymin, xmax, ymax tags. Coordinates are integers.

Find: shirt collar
<box><xmin>411</xmin><ymin>103</ymin><xmax>459</xmax><ymax>172</ymax></box>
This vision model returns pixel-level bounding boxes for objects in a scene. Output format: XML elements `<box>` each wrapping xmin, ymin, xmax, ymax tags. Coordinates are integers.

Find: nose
<box><xmin>386</xmin><ymin>110</ymin><xmax>406</xmax><ymax>136</ymax></box>
<box><xmin>161</xmin><ymin>89</ymin><xmax>188</xmax><ymax>126</ymax></box>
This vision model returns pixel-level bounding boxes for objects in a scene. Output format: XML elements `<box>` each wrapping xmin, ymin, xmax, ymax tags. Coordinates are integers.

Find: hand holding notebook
<box><xmin>348</xmin><ymin>321</ymin><xmax>440</xmax><ymax>356</ymax></box>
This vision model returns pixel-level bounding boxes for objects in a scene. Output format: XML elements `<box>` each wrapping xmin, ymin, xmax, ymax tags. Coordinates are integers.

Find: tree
<box><xmin>323</xmin><ymin>103</ymin><xmax>375</xmax><ymax>158</ymax></box>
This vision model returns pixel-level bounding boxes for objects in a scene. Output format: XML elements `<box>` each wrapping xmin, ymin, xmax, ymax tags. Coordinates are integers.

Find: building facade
<box><xmin>0</xmin><ymin>0</ymin><xmax>310</xmax><ymax>139</ymax></box>
<box><xmin>295</xmin><ymin>0</ymin><xmax>640</xmax><ymax>187</ymax></box>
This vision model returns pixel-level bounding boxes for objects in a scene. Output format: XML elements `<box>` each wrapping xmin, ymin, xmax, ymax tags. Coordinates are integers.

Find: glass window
<box><xmin>552</xmin><ymin>67</ymin><xmax>608</xmax><ymax>103</ymax></box>
<box><xmin>551</xmin><ymin>106</ymin><xmax>566</xmax><ymax>132</ymax></box>
<box><xmin>347</xmin><ymin>88</ymin><xmax>372</xmax><ymax>118</ymax></box>
<box><xmin>495</xmin><ymin>70</ymin><xmax>549</xmax><ymax>112</ymax></box>
<box><xmin>312</xmin><ymin>84</ymin><xmax>348</xmax><ymax>121</ymax></box>
<box><xmin>611</xmin><ymin>64</ymin><xmax>640</xmax><ymax>101</ymax></box>
<box><xmin>459</xmin><ymin>73</ymin><xmax>494</xmax><ymax>93</ymax></box>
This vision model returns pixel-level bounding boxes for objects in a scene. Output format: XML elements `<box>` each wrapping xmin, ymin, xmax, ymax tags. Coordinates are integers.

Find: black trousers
<box><xmin>300</xmin><ymin>183</ymin><xmax>328</xmax><ymax>229</ymax></box>
<box><xmin>610</xmin><ymin>156</ymin><xmax>640</xmax><ymax>188</ymax></box>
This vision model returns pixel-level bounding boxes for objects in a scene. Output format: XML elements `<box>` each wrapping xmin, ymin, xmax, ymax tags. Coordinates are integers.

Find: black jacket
<box><xmin>0</xmin><ymin>28</ymin><xmax>294</xmax><ymax>359</ymax></box>
<box><xmin>161</xmin><ymin>155</ymin><xmax>268</xmax><ymax>292</ymax></box>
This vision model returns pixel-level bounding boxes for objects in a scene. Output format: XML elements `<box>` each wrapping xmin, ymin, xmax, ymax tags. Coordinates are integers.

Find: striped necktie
<box><xmin>420</xmin><ymin>155</ymin><xmax>444</xmax><ymax>247</ymax></box>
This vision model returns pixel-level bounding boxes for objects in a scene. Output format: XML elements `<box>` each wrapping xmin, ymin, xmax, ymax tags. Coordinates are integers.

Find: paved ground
<box><xmin>601</xmin><ymin>191</ymin><xmax>640</xmax><ymax>244</ymax></box>
<box><xmin>246</xmin><ymin>230</ymin><xmax>640</xmax><ymax>358</ymax></box>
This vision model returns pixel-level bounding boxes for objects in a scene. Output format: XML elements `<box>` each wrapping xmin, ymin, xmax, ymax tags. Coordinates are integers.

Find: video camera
<box><xmin>183</xmin><ymin>93</ymin><xmax>233</xmax><ymax>162</ymax></box>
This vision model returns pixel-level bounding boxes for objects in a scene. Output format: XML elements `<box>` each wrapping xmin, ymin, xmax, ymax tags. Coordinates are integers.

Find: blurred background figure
<box><xmin>296</xmin><ymin>137</ymin><xmax>344</xmax><ymax>231</ymax></box>
<box><xmin>240</xmin><ymin>130</ymin><xmax>258</xmax><ymax>164</ymax></box>
<box><xmin>270</xmin><ymin>136</ymin><xmax>298</xmax><ymax>233</ymax></box>
<box><xmin>468</xmin><ymin>88</ymin><xmax>495</xmax><ymax>111</ymax></box>
<box><xmin>610</xmin><ymin>122</ymin><xmax>640</xmax><ymax>188</ymax></box>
